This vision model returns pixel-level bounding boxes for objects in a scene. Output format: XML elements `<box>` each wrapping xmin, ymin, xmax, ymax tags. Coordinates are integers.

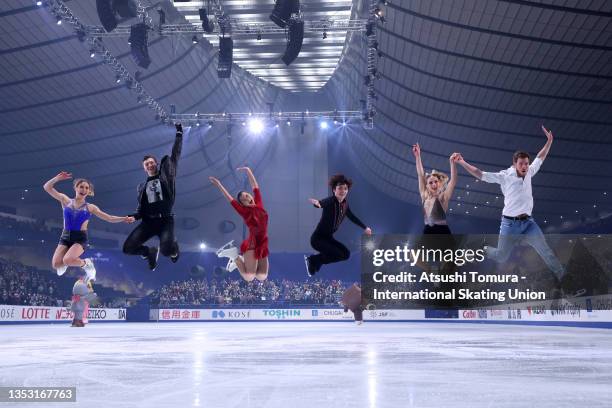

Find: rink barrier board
<box><xmin>0</xmin><ymin>304</ymin><xmax>126</xmax><ymax>324</ymax></box>
<box><xmin>149</xmin><ymin>307</ymin><xmax>612</xmax><ymax>328</ymax></box>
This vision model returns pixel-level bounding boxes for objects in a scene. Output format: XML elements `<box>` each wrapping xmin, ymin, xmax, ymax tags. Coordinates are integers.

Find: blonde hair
<box><xmin>425</xmin><ymin>170</ymin><xmax>448</xmax><ymax>194</ymax></box>
<box><xmin>73</xmin><ymin>178</ymin><xmax>94</xmax><ymax>197</ymax></box>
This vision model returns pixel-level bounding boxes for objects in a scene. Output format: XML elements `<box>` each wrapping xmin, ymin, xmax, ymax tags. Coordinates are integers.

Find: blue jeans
<box><xmin>487</xmin><ymin>217</ymin><xmax>565</xmax><ymax>279</ymax></box>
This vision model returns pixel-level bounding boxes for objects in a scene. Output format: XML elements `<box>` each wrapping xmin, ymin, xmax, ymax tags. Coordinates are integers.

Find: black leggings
<box><xmin>122</xmin><ymin>217</ymin><xmax>178</xmax><ymax>258</ymax></box>
<box><xmin>310</xmin><ymin>233</ymin><xmax>350</xmax><ymax>270</ymax></box>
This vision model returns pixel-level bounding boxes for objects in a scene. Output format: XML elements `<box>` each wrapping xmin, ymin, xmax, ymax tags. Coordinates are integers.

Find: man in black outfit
<box><xmin>305</xmin><ymin>174</ymin><xmax>372</xmax><ymax>276</ymax></box>
<box><xmin>122</xmin><ymin>123</ymin><xmax>183</xmax><ymax>270</ymax></box>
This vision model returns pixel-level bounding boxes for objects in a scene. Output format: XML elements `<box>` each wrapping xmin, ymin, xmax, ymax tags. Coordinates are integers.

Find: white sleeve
<box><xmin>528</xmin><ymin>157</ymin><xmax>543</xmax><ymax>176</ymax></box>
<box><xmin>481</xmin><ymin>171</ymin><xmax>505</xmax><ymax>184</ymax></box>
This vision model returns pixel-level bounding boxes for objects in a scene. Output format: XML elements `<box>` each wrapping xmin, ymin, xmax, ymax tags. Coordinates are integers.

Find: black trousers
<box><xmin>123</xmin><ymin>217</ymin><xmax>178</xmax><ymax>258</ymax></box>
<box><xmin>310</xmin><ymin>233</ymin><xmax>350</xmax><ymax>270</ymax></box>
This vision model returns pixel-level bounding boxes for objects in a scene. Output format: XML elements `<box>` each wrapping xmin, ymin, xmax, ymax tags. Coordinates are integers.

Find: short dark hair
<box><xmin>143</xmin><ymin>155</ymin><xmax>157</xmax><ymax>163</ymax></box>
<box><xmin>513</xmin><ymin>151</ymin><xmax>530</xmax><ymax>163</ymax></box>
<box><xmin>329</xmin><ymin>174</ymin><xmax>353</xmax><ymax>190</ymax></box>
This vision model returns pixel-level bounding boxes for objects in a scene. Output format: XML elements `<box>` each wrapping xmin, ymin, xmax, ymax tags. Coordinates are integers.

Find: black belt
<box><xmin>143</xmin><ymin>213</ymin><xmax>173</xmax><ymax>219</ymax></box>
<box><xmin>503</xmin><ymin>214</ymin><xmax>531</xmax><ymax>221</ymax></box>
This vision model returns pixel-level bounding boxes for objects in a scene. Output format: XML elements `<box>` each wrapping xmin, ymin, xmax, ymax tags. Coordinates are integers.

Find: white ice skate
<box><xmin>216</xmin><ymin>240</ymin><xmax>238</xmax><ymax>260</ymax></box>
<box><xmin>83</xmin><ymin>258</ymin><xmax>97</xmax><ymax>282</ymax></box>
<box><xmin>56</xmin><ymin>265</ymin><xmax>68</xmax><ymax>276</ymax></box>
<box><xmin>226</xmin><ymin>258</ymin><xmax>238</xmax><ymax>272</ymax></box>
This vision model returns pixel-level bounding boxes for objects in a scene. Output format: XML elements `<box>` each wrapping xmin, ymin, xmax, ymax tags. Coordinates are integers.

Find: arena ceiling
<box><xmin>0</xmin><ymin>0</ymin><xmax>611</xmax><ymax>232</ymax></box>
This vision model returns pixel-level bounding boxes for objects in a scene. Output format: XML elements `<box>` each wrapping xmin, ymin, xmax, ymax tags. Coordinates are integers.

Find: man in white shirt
<box><xmin>455</xmin><ymin>126</ymin><xmax>564</xmax><ymax>280</ymax></box>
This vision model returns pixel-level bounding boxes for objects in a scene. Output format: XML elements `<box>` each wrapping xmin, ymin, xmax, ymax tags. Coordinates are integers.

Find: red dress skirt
<box><xmin>231</xmin><ymin>188</ymin><xmax>269</xmax><ymax>259</ymax></box>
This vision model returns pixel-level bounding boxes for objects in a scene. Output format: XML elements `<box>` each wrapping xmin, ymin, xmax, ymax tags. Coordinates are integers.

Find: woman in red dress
<box><xmin>209</xmin><ymin>167</ymin><xmax>269</xmax><ymax>281</ymax></box>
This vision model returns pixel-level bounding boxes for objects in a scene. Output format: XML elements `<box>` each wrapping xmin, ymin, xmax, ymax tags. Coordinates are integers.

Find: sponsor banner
<box><xmin>0</xmin><ymin>304</ymin><xmax>126</xmax><ymax>322</ymax></box>
<box><xmin>151</xmin><ymin>308</ymin><xmax>426</xmax><ymax>321</ymax></box>
<box><xmin>459</xmin><ymin>306</ymin><xmax>612</xmax><ymax>322</ymax></box>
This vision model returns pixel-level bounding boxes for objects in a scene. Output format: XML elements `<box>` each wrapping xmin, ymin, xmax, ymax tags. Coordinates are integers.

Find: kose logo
<box><xmin>0</xmin><ymin>308</ymin><xmax>16</xmax><ymax>319</ymax></box>
<box><xmin>227</xmin><ymin>311</ymin><xmax>250</xmax><ymax>319</ymax></box>
<box><xmin>212</xmin><ymin>310</ymin><xmax>226</xmax><ymax>318</ymax></box>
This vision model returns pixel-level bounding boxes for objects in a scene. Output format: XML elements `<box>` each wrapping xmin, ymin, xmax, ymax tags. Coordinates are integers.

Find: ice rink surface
<box><xmin>1</xmin><ymin>322</ymin><xmax>611</xmax><ymax>408</ymax></box>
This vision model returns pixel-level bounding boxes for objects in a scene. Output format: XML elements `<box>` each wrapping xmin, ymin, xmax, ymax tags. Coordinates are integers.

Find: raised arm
<box><xmin>170</xmin><ymin>123</ymin><xmax>183</xmax><ymax>168</ymax></box>
<box><xmin>89</xmin><ymin>204</ymin><xmax>134</xmax><ymax>224</ymax></box>
<box><xmin>43</xmin><ymin>172</ymin><xmax>72</xmax><ymax>206</ymax></box>
<box><xmin>456</xmin><ymin>154</ymin><xmax>483</xmax><ymax>180</ymax></box>
<box><xmin>443</xmin><ymin>153</ymin><xmax>459</xmax><ymax>202</ymax></box>
<box><xmin>209</xmin><ymin>176</ymin><xmax>233</xmax><ymax>202</ymax></box>
<box><xmin>412</xmin><ymin>143</ymin><xmax>427</xmax><ymax>198</ymax></box>
<box><xmin>237</xmin><ymin>166</ymin><xmax>258</xmax><ymax>190</ymax></box>
<box><xmin>538</xmin><ymin>125</ymin><xmax>554</xmax><ymax>161</ymax></box>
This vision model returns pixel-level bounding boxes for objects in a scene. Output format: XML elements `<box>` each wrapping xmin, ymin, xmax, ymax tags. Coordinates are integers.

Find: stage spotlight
<box><xmin>286</xmin><ymin>119</ymin><xmax>291</xmax><ymax>126</ymax></box>
<box><xmin>342</xmin><ymin>120</ymin><xmax>347</xmax><ymax>126</ymax></box>
<box><xmin>248</xmin><ymin>118</ymin><xmax>264</xmax><ymax>134</ymax></box>
<box><xmin>89</xmin><ymin>49</ymin><xmax>95</xmax><ymax>58</ymax></box>
<box><xmin>208</xmin><ymin>120</ymin><xmax>214</xmax><ymax>127</ymax></box>
<box><xmin>115</xmin><ymin>74</ymin><xmax>121</xmax><ymax>83</ymax></box>
<box><xmin>281</xmin><ymin>18</ymin><xmax>304</xmax><ymax>66</ymax></box>
<box><xmin>192</xmin><ymin>36</ymin><xmax>198</xmax><ymax>44</ymax></box>
<box><xmin>129</xmin><ymin>23</ymin><xmax>151</xmax><ymax>69</ymax></box>
<box><xmin>217</xmin><ymin>37</ymin><xmax>233</xmax><ymax>78</ymax></box>
<box><xmin>36</xmin><ymin>1</ymin><xmax>42</xmax><ymax>6</ymax></box>
<box><xmin>56</xmin><ymin>17</ymin><xmax>62</xmax><ymax>25</ymax></box>
<box><xmin>320</xmin><ymin>121</ymin><xmax>328</xmax><ymax>130</ymax></box>
<box><xmin>270</xmin><ymin>0</ymin><xmax>300</xmax><ymax>28</ymax></box>
<box><xmin>199</xmin><ymin>242</ymin><xmax>207</xmax><ymax>250</ymax></box>
<box><xmin>199</xmin><ymin>8</ymin><xmax>214</xmax><ymax>33</ymax></box>
<box><xmin>75</xmin><ymin>29</ymin><xmax>86</xmax><ymax>42</ymax></box>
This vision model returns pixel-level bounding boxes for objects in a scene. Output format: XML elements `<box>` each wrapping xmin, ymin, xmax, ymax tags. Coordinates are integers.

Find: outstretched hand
<box><xmin>412</xmin><ymin>143</ymin><xmax>421</xmax><ymax>158</ymax></box>
<box><xmin>541</xmin><ymin>125</ymin><xmax>553</xmax><ymax>141</ymax></box>
<box><xmin>209</xmin><ymin>176</ymin><xmax>221</xmax><ymax>186</ymax></box>
<box><xmin>236</xmin><ymin>167</ymin><xmax>251</xmax><ymax>172</ymax></box>
<box><xmin>124</xmin><ymin>216</ymin><xmax>136</xmax><ymax>224</ymax></box>
<box><xmin>308</xmin><ymin>198</ymin><xmax>321</xmax><ymax>208</ymax></box>
<box><xmin>55</xmin><ymin>171</ymin><xmax>72</xmax><ymax>181</ymax></box>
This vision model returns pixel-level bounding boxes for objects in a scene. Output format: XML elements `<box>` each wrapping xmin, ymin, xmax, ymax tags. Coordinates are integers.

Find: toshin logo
<box><xmin>263</xmin><ymin>309</ymin><xmax>301</xmax><ymax>319</ymax></box>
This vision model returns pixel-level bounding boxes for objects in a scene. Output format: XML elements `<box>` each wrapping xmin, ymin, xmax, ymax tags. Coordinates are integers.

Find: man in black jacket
<box><xmin>305</xmin><ymin>174</ymin><xmax>372</xmax><ymax>276</ymax></box>
<box><xmin>122</xmin><ymin>123</ymin><xmax>183</xmax><ymax>270</ymax></box>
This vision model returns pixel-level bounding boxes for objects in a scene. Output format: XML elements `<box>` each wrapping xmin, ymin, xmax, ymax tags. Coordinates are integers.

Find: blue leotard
<box><xmin>63</xmin><ymin>199</ymin><xmax>91</xmax><ymax>231</ymax></box>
